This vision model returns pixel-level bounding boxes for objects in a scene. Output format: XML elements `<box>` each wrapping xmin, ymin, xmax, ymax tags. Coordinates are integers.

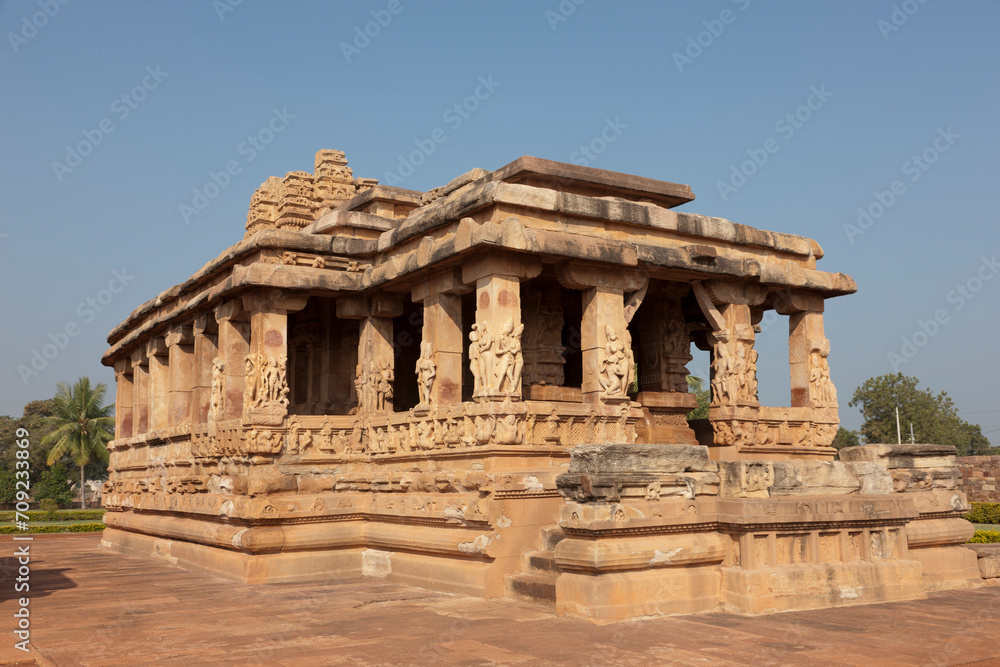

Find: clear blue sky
<box><xmin>2</xmin><ymin>1</ymin><xmax>998</xmax><ymax>438</ymax></box>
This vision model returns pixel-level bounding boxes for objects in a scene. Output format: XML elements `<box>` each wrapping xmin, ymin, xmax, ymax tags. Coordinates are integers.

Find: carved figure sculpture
<box><xmin>493</xmin><ymin>318</ymin><xmax>524</xmax><ymax>394</ymax></box>
<box><xmin>599</xmin><ymin>325</ymin><xmax>628</xmax><ymax>397</ymax></box>
<box><xmin>469</xmin><ymin>324</ymin><xmax>482</xmax><ymax>394</ymax></box>
<box><xmin>376</xmin><ymin>359</ymin><xmax>393</xmax><ymax>411</ymax></box>
<box><xmin>416</xmin><ymin>340</ymin><xmax>436</xmax><ymax>405</ymax></box>
<box><xmin>210</xmin><ymin>358</ymin><xmax>225</xmax><ymax>419</ymax></box>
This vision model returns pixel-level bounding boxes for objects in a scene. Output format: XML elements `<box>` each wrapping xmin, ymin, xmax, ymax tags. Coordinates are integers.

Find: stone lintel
<box><xmin>336</xmin><ymin>293</ymin><xmax>404</xmax><ymax>319</ymax></box>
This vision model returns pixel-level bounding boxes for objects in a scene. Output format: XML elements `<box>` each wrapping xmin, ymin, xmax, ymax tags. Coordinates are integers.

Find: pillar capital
<box><xmin>146</xmin><ymin>336</ymin><xmax>168</xmax><ymax>359</ymax></box>
<box><xmin>461</xmin><ymin>254</ymin><xmax>542</xmax><ymax>285</ymax></box>
<box><xmin>411</xmin><ymin>268</ymin><xmax>473</xmax><ymax>303</ymax></box>
<box><xmin>215</xmin><ymin>299</ymin><xmax>248</xmax><ymax>323</ymax></box>
<box><xmin>773</xmin><ymin>289</ymin><xmax>825</xmax><ymax>315</ymax></box>
<box><xmin>165</xmin><ymin>324</ymin><xmax>194</xmax><ymax>348</ymax></box>
<box><xmin>242</xmin><ymin>289</ymin><xmax>309</xmax><ymax>315</ymax></box>
<box><xmin>701</xmin><ymin>279</ymin><xmax>768</xmax><ymax>307</ymax></box>
<box><xmin>555</xmin><ymin>263</ymin><xmax>647</xmax><ymax>292</ymax></box>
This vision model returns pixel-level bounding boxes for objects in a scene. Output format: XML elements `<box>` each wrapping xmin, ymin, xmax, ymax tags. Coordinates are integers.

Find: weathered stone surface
<box><xmin>566</xmin><ymin>443</ymin><xmax>716</xmax><ymax>475</ymax></box>
<box><xmin>769</xmin><ymin>461</ymin><xmax>862</xmax><ymax>496</ymax></box>
<box><xmin>840</xmin><ymin>443</ymin><xmax>958</xmax><ymax>469</ymax></box>
<box><xmin>846</xmin><ymin>461</ymin><xmax>894</xmax><ymax>495</ymax></box>
<box><xmin>967</xmin><ymin>544</ymin><xmax>1000</xmax><ymax>579</ymax></box>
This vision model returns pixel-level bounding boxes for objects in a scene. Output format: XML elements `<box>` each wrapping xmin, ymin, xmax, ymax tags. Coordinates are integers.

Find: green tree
<box><xmin>831</xmin><ymin>427</ymin><xmax>860</xmax><ymax>450</ymax></box>
<box><xmin>0</xmin><ymin>467</ymin><xmax>15</xmax><ymax>505</ymax></box>
<box><xmin>848</xmin><ymin>373</ymin><xmax>993</xmax><ymax>455</ymax></box>
<box><xmin>686</xmin><ymin>376</ymin><xmax>711</xmax><ymax>420</ymax></box>
<box><xmin>34</xmin><ymin>462</ymin><xmax>74</xmax><ymax>506</ymax></box>
<box><xmin>0</xmin><ymin>398</ymin><xmax>57</xmax><ymax>486</ymax></box>
<box><xmin>41</xmin><ymin>378</ymin><xmax>114</xmax><ymax>509</ymax></box>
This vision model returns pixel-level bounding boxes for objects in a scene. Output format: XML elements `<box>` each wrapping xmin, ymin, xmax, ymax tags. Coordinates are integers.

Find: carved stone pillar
<box><xmin>462</xmin><ymin>255</ymin><xmax>541</xmax><ymax>401</ymax></box>
<box><xmin>191</xmin><ymin>314</ymin><xmax>218</xmax><ymax>424</ymax></box>
<box><xmin>215</xmin><ymin>300</ymin><xmax>250</xmax><ymax>423</ymax></box>
<box><xmin>774</xmin><ymin>292</ymin><xmax>834</xmax><ymax>408</ymax></box>
<box><xmin>243</xmin><ymin>290</ymin><xmax>309</xmax><ymax>426</ymax></box>
<box><xmin>775</xmin><ymin>290</ymin><xmax>838</xmax><ymax>448</ymax></box>
<box><xmin>412</xmin><ymin>270</ymin><xmax>470</xmax><ymax>407</ymax></box>
<box><xmin>338</xmin><ymin>293</ymin><xmax>402</xmax><ymax>413</ymax></box>
<box><xmin>131</xmin><ymin>351</ymin><xmax>148</xmax><ymax>435</ymax></box>
<box><xmin>556</xmin><ymin>264</ymin><xmax>646</xmax><ymax>404</ymax></box>
<box><xmin>165</xmin><ymin>325</ymin><xmax>194</xmax><ymax>427</ymax></box>
<box><xmin>694</xmin><ymin>280</ymin><xmax>767</xmax><ymax>454</ymax></box>
<box><xmin>146</xmin><ymin>337</ymin><xmax>169</xmax><ymax>431</ymax></box>
<box><xmin>113</xmin><ymin>359</ymin><xmax>133</xmax><ymax>438</ymax></box>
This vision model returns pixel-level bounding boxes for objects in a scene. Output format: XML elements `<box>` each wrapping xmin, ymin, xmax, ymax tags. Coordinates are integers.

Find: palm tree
<box><xmin>686</xmin><ymin>376</ymin><xmax>704</xmax><ymax>392</ymax></box>
<box><xmin>42</xmin><ymin>377</ymin><xmax>114</xmax><ymax>509</ymax></box>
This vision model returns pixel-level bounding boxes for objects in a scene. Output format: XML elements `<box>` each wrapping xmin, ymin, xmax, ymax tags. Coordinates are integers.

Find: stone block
<box><xmin>967</xmin><ymin>544</ymin><xmax>1000</xmax><ymax>579</ymax></box>
<box><xmin>567</xmin><ymin>443</ymin><xmax>717</xmax><ymax>475</ymax></box>
<box><xmin>769</xmin><ymin>461</ymin><xmax>861</xmax><ymax>496</ymax></box>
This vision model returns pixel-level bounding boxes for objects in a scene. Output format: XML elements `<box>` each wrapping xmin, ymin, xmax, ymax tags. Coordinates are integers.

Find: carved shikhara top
<box><xmin>102</xmin><ymin>149</ymin><xmax>857</xmax><ymax>528</ymax></box>
<box><xmin>245</xmin><ymin>150</ymin><xmax>378</xmax><ymax>235</ymax></box>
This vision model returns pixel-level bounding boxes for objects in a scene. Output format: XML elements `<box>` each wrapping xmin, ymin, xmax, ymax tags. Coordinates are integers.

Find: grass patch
<box><xmin>0</xmin><ymin>509</ymin><xmax>106</xmax><ymax>522</ymax></box>
<box><xmin>0</xmin><ymin>522</ymin><xmax>104</xmax><ymax>535</ymax></box>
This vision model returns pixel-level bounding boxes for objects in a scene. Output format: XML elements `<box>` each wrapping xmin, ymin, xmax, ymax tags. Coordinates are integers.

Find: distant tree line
<box><xmin>0</xmin><ymin>378</ymin><xmax>113</xmax><ymax>508</ymax></box>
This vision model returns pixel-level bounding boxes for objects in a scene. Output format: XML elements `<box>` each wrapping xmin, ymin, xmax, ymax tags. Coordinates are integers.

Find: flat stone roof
<box><xmin>7</xmin><ymin>534</ymin><xmax>1000</xmax><ymax>666</ymax></box>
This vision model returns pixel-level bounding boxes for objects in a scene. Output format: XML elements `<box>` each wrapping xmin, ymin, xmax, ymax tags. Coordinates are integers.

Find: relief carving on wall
<box><xmin>809</xmin><ymin>342</ymin><xmax>837</xmax><ymax>406</ymax></box>
<box><xmin>245</xmin><ymin>353</ymin><xmax>289</xmax><ymax>412</ymax></box>
<box><xmin>470</xmin><ymin>319</ymin><xmax>524</xmax><ymax>396</ymax></box>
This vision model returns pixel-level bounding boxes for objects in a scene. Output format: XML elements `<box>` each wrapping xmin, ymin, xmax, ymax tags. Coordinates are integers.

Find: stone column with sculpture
<box><xmin>693</xmin><ymin>280</ymin><xmax>766</xmax><ymax>455</ymax></box>
<box><xmin>555</xmin><ymin>263</ymin><xmax>646</xmax><ymax>405</ymax></box>
<box><xmin>337</xmin><ymin>293</ymin><xmax>402</xmax><ymax>413</ymax></box>
<box><xmin>243</xmin><ymin>290</ymin><xmax>309</xmax><ymax>427</ymax></box>
<box><xmin>774</xmin><ymin>290</ymin><xmax>838</xmax><ymax>448</ymax></box>
<box><xmin>462</xmin><ymin>255</ymin><xmax>540</xmax><ymax>402</ymax></box>
<box><xmin>412</xmin><ymin>270</ymin><xmax>469</xmax><ymax>408</ymax></box>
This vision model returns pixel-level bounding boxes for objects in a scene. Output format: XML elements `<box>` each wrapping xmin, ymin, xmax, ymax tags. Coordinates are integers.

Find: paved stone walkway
<box><xmin>2</xmin><ymin>534</ymin><xmax>999</xmax><ymax>666</ymax></box>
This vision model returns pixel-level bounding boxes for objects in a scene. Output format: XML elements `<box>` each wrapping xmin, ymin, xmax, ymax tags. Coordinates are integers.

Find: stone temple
<box><xmin>101</xmin><ymin>150</ymin><xmax>982</xmax><ymax>621</ymax></box>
